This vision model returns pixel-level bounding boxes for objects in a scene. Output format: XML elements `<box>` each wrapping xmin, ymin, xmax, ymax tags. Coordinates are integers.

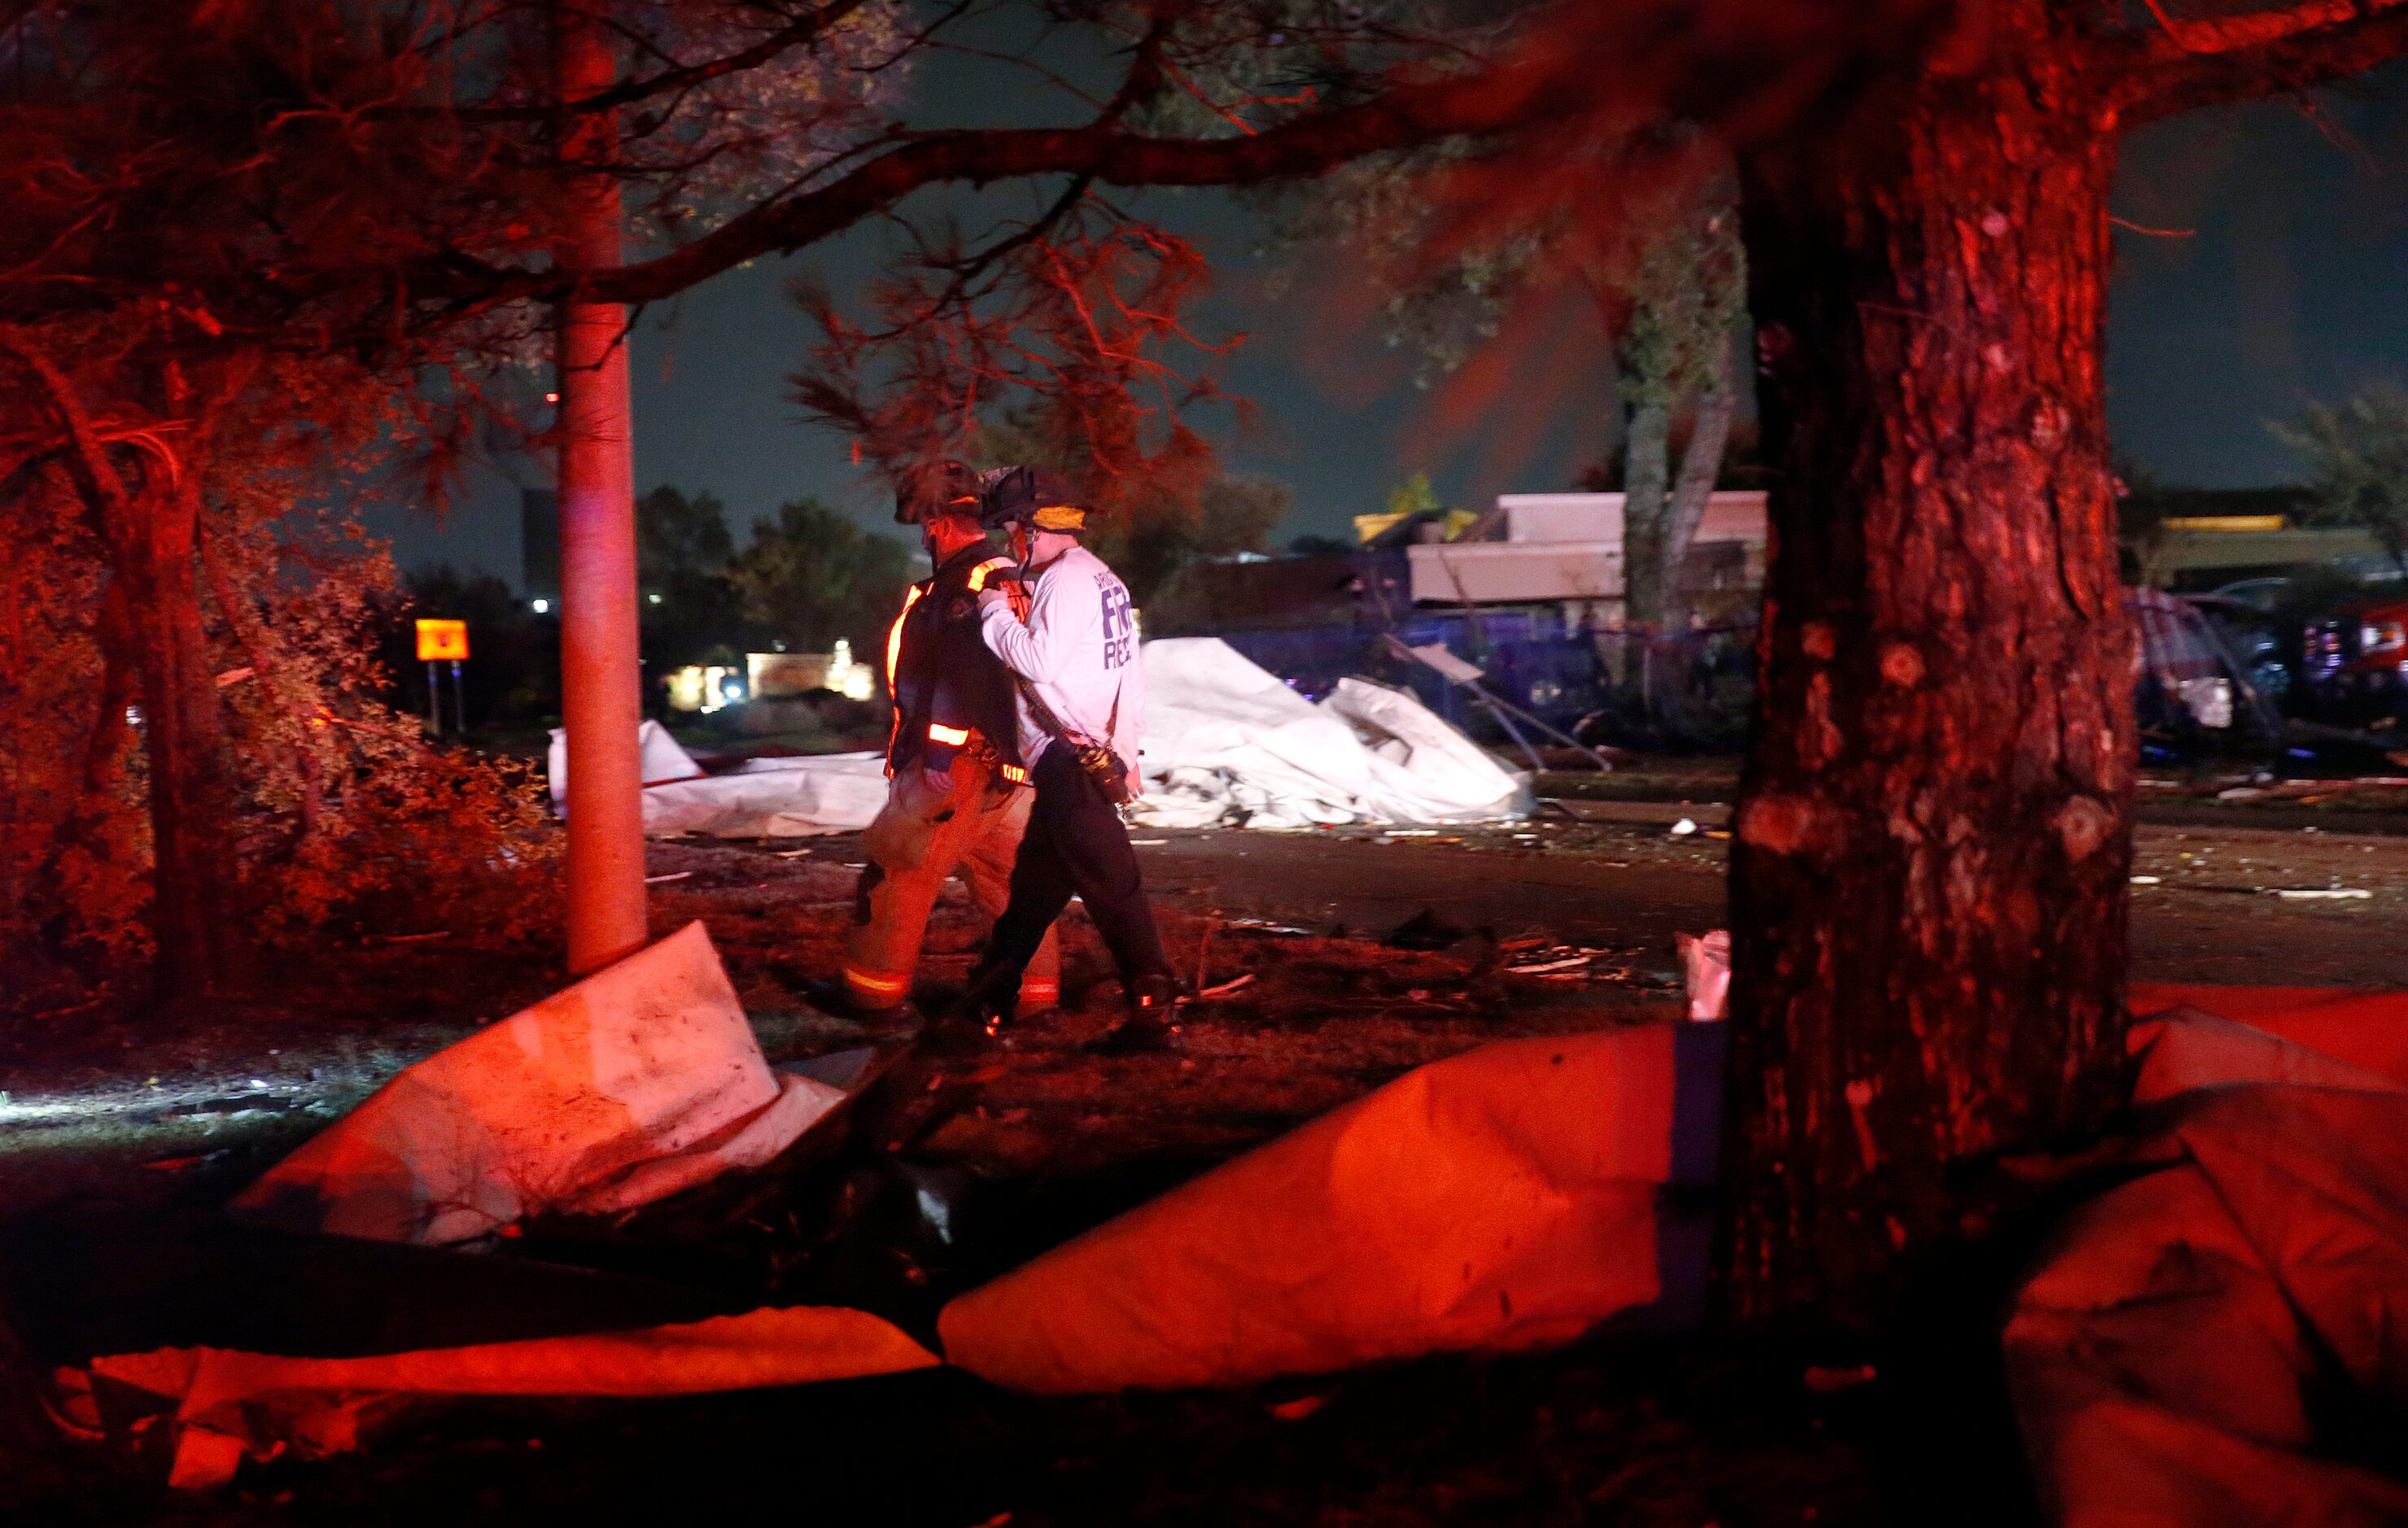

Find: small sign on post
<box><xmin>415</xmin><ymin>620</ymin><xmax>470</xmax><ymax>734</ymax></box>
<box><xmin>414</xmin><ymin>619</ymin><xmax>470</xmax><ymax>662</ymax></box>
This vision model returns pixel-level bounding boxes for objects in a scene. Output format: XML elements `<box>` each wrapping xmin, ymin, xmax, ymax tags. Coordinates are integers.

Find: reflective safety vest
<box><xmin>885</xmin><ymin>546</ymin><xmax>1027</xmax><ymax>779</ymax></box>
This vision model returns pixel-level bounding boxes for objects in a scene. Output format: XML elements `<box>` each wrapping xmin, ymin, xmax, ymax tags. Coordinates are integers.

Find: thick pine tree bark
<box><xmin>1723</xmin><ymin>18</ymin><xmax>2134</xmax><ymax>1325</ymax></box>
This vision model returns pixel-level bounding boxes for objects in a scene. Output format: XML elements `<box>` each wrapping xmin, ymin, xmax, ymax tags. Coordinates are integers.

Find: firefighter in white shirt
<box><xmin>836</xmin><ymin>460</ymin><xmax>1062</xmax><ymax>1019</ymax></box>
<box><xmin>963</xmin><ymin>465</ymin><xmax>1179</xmax><ymax>1050</ymax></box>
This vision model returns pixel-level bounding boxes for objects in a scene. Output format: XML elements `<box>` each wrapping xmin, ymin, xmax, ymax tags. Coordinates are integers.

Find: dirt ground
<box><xmin>3</xmin><ymin>780</ymin><xmax>2406</xmax><ymax>1524</ymax></box>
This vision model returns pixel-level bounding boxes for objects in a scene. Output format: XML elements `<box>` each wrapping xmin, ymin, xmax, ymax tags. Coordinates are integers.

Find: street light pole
<box><xmin>553</xmin><ymin>0</ymin><xmax>647</xmax><ymax>975</ymax></box>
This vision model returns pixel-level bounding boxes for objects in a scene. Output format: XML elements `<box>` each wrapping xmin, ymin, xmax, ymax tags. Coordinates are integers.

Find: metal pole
<box><xmin>554</xmin><ymin>0</ymin><xmax>647</xmax><ymax>975</ymax></box>
<box><xmin>449</xmin><ymin>659</ymin><xmax>466</xmax><ymax>736</ymax></box>
<box><xmin>425</xmin><ymin>659</ymin><xmax>439</xmax><ymax>734</ymax></box>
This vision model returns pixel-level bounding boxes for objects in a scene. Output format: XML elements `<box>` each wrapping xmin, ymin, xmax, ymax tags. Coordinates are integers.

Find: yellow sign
<box><xmin>415</xmin><ymin>618</ymin><xmax>470</xmax><ymax>661</ymax></box>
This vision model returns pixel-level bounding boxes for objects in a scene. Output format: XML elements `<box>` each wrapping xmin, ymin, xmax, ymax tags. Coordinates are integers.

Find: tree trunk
<box><xmin>112</xmin><ymin>475</ymin><xmax>243</xmax><ymax>1001</ymax></box>
<box><xmin>554</xmin><ymin>0</ymin><xmax>649</xmax><ymax>975</ymax></box>
<box><xmin>1657</xmin><ymin>340</ymin><xmax>1739</xmax><ymax>638</ymax></box>
<box><xmin>1620</xmin><ymin>398</ymin><xmax>1674</xmax><ymax>632</ymax></box>
<box><xmin>1724</xmin><ymin>24</ymin><xmax>2134</xmax><ymax>1326</ymax></box>
<box><xmin>0</xmin><ymin>334</ymin><xmax>244</xmax><ymax>999</ymax></box>
<box><xmin>1620</xmin><ymin>398</ymin><xmax>1674</xmax><ymax>714</ymax></box>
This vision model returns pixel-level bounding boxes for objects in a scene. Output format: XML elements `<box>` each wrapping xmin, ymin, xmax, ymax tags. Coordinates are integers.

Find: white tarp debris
<box><xmin>232</xmin><ymin>922</ymin><xmax>844</xmax><ymax>1245</ymax></box>
<box><xmin>548</xmin><ymin>721</ymin><xmax>886</xmax><ymax>838</ymax></box>
<box><xmin>639</xmin><ymin>752</ymin><xmax>888</xmax><ymax>838</ymax></box>
<box><xmin>557</xmin><ymin>644</ymin><xmax>1521</xmax><ymax>836</ymax></box>
<box><xmin>1131</xmin><ymin>638</ymin><xmax>1526</xmax><ymax>829</ymax></box>
<box><xmin>545</xmin><ymin>718</ymin><xmax>705</xmax><ymax>797</ymax></box>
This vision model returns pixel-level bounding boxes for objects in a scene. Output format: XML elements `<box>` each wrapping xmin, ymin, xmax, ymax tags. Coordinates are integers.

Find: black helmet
<box><xmin>893</xmin><ymin>459</ymin><xmax>983</xmax><ymax>526</ymax></box>
<box><xmin>980</xmin><ymin>465</ymin><xmax>1090</xmax><ymax>533</ymax></box>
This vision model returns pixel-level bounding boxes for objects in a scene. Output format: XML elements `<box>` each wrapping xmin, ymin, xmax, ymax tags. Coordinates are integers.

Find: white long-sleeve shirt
<box><xmin>978</xmin><ymin>544</ymin><xmax>1145</xmax><ymax>776</ymax></box>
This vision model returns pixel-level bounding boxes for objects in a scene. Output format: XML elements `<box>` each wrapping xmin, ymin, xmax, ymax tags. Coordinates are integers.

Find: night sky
<box><xmin>374</xmin><ymin>61</ymin><xmax>2408</xmax><ymax>590</ymax></box>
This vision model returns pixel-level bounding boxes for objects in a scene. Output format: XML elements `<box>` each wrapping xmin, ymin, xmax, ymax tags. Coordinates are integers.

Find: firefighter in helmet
<box><xmin>837</xmin><ymin>460</ymin><xmax>1061</xmax><ymax>1018</ymax></box>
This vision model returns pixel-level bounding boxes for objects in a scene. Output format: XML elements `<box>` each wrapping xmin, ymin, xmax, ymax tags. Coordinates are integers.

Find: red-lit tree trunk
<box><xmin>0</xmin><ymin>331</ymin><xmax>243</xmax><ymax>1002</ymax></box>
<box><xmin>553</xmin><ymin>0</ymin><xmax>649</xmax><ymax>975</ymax></box>
<box><xmin>111</xmin><ymin>472</ymin><xmax>243</xmax><ymax>1000</ymax></box>
<box><xmin>1722</xmin><ymin>19</ymin><xmax>2134</xmax><ymax>1325</ymax></box>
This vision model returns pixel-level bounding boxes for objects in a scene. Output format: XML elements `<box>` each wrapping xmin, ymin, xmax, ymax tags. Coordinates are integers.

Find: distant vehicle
<box><xmin>2208</xmin><ymin>575</ymin><xmax>2292</xmax><ymax>613</ymax></box>
<box><xmin>2131</xmin><ymin>587</ymin><xmax>2283</xmax><ymax>755</ymax></box>
<box><xmin>2294</xmin><ymin>593</ymin><xmax>2408</xmax><ymax>732</ymax></box>
<box><xmin>2187</xmin><ymin>592</ymin><xmax>2292</xmax><ymax>705</ymax></box>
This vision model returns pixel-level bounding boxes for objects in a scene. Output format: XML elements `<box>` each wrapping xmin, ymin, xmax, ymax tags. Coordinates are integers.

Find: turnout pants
<box><xmin>979</xmin><ymin>741</ymin><xmax>1172</xmax><ymax>1009</ymax></box>
<box><xmin>844</xmin><ymin>751</ymin><xmax>1061</xmax><ymax>1015</ymax></box>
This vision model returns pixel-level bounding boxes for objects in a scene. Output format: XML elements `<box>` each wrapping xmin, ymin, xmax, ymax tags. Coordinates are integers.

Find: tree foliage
<box><xmin>2275</xmin><ymin>381</ymin><xmax>2408</xmax><ymax>576</ymax></box>
<box><xmin>963</xmin><ymin>408</ymin><xmax>1288</xmax><ymax>605</ymax></box>
<box><xmin>727</xmin><ymin>497</ymin><xmax>912</xmax><ymax>659</ymax></box>
<box><xmin>0</xmin><ymin>342</ymin><xmax>554</xmax><ymax>1014</ymax></box>
<box><xmin>0</xmin><ymin>0</ymin><xmax>903</xmax><ymax>997</ymax></box>
<box><xmin>1262</xmin><ymin>127</ymin><xmax>1746</xmax><ymax>637</ymax></box>
<box><xmin>637</xmin><ymin>485</ymin><xmax>745</xmax><ymax>670</ymax></box>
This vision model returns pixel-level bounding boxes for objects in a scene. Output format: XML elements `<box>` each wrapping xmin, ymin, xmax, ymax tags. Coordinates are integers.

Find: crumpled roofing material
<box><xmin>90</xmin><ymin>1305</ymin><xmax>939</xmax><ymax>1490</ymax></box>
<box><xmin>232</xmin><ymin>921</ymin><xmax>845</xmax><ymax>1245</ymax></box>
<box><xmin>2009</xmin><ymin>984</ymin><xmax>2408</xmax><ymax>1527</ymax></box>
<box><xmin>938</xmin><ymin>1025</ymin><xmax>1682</xmax><ymax>1394</ymax></box>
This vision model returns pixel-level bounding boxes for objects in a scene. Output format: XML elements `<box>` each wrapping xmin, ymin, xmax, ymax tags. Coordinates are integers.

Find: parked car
<box><xmin>2293</xmin><ymin>593</ymin><xmax>2408</xmax><ymax>732</ymax></box>
<box><xmin>2187</xmin><ymin>592</ymin><xmax>2292</xmax><ymax>707</ymax></box>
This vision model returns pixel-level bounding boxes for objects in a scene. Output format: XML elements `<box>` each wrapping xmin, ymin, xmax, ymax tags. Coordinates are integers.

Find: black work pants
<box><xmin>980</xmin><ymin>741</ymin><xmax>1171</xmax><ymax>1005</ymax></box>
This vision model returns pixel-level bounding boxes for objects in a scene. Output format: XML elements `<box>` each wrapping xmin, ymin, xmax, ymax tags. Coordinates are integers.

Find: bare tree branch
<box><xmin>455</xmin><ymin>0</ymin><xmax>878</xmax><ymax>122</ymax></box>
<box><xmin>0</xmin><ymin>324</ymin><xmax>132</xmax><ymax>519</ymax></box>
<box><xmin>564</xmin><ymin>0</ymin><xmax>1953</xmax><ymax>306</ymax></box>
<box><xmin>2136</xmin><ymin>0</ymin><xmax>2396</xmax><ymax>60</ymax></box>
<box><xmin>2109</xmin><ymin>1</ymin><xmax>2408</xmax><ymax>123</ymax></box>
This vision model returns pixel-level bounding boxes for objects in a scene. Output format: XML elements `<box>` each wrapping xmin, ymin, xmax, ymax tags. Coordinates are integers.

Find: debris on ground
<box><xmin>7</xmin><ymin>808</ymin><xmax>2408</xmax><ymax>1520</ymax></box>
<box><xmin>34</xmin><ymin>1008</ymin><xmax>1730</xmax><ymax>1491</ymax></box>
<box><xmin>2010</xmin><ymin>986</ymin><xmax>2408</xmax><ymax>1526</ymax></box>
<box><xmin>231</xmin><ymin>923</ymin><xmax>858</xmax><ymax>1245</ymax></box>
<box><xmin>1129</xmin><ymin>640</ymin><xmax>1527</xmax><ymax>829</ymax></box>
<box><xmin>1678</xmin><ymin>931</ymin><xmax>1731</xmax><ymax>1021</ymax></box>
<box><xmin>550</xmin><ymin>720</ymin><xmax>889</xmax><ymax>839</ymax></box>
<box><xmin>71</xmin><ymin>1306</ymin><xmax>939</xmax><ymax>1490</ymax></box>
<box><xmin>937</xmin><ymin>1026</ymin><xmax>1703</xmax><ymax>1395</ymax></box>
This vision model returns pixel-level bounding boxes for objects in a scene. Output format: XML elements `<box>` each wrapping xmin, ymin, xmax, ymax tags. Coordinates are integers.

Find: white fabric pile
<box><xmin>548</xmin><ymin>721</ymin><xmax>888</xmax><ymax>838</ymax></box>
<box><xmin>1131</xmin><ymin>638</ymin><xmax>1527</xmax><ymax>829</ymax></box>
<box><xmin>550</xmin><ymin>642</ymin><xmax>1523</xmax><ymax>838</ymax></box>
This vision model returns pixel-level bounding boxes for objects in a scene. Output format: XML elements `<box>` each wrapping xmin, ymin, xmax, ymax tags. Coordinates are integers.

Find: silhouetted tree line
<box><xmin>391</xmin><ymin>486</ymin><xmax>918</xmax><ymax>731</ymax></box>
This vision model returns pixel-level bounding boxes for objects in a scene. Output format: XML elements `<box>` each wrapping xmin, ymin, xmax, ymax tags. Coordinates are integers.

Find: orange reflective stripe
<box><xmin>844</xmin><ymin>967</ymin><xmax>911</xmax><ymax>997</ymax></box>
<box><xmin>999</xmin><ymin>764</ymin><xmax>1029</xmax><ymax>784</ymax></box>
<box><xmin>928</xmin><ymin>723</ymin><xmax>971</xmax><ymax>746</ymax></box>
<box><xmin>884</xmin><ymin>584</ymin><xmax>924</xmax><ymax>770</ymax></box>
<box><xmin>1020</xmin><ymin>979</ymin><xmax>1060</xmax><ymax>997</ymax></box>
<box><xmin>885</xmin><ymin>585</ymin><xmax>923</xmax><ymax>691</ymax></box>
<box><xmin>966</xmin><ymin>557</ymin><xmax>1013</xmax><ymax>592</ymax></box>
